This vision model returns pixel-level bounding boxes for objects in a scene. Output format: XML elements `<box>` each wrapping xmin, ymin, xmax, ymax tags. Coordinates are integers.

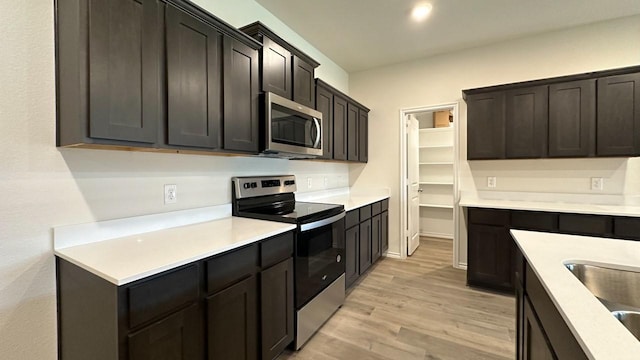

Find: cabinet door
<box><xmin>359</xmin><ymin>109</ymin><xmax>369</xmax><ymax>163</ymax></box>
<box><xmin>333</xmin><ymin>96</ymin><xmax>348</xmax><ymax>160</ymax></box>
<box><xmin>261</xmin><ymin>37</ymin><xmax>291</xmax><ymax>98</ymax></box>
<box><xmin>466</xmin><ymin>92</ymin><xmax>505</xmax><ymax>159</ymax></box>
<box><xmin>505</xmin><ymin>86</ymin><xmax>548</xmax><ymax>158</ymax></box>
<box><xmin>88</xmin><ymin>0</ymin><xmax>159</xmax><ymax>143</ymax></box>
<box><xmin>292</xmin><ymin>57</ymin><xmax>315</xmax><ymax>108</ymax></box>
<box><xmin>129</xmin><ymin>303</ymin><xmax>203</xmax><ymax>360</ymax></box>
<box><xmin>166</xmin><ymin>5</ymin><xmax>222</xmax><ymax>148</ymax></box>
<box><xmin>548</xmin><ymin>80</ymin><xmax>596</xmax><ymax>157</ymax></box>
<box><xmin>223</xmin><ymin>37</ymin><xmax>260</xmax><ymax>153</ymax></box>
<box><xmin>597</xmin><ymin>73</ymin><xmax>640</xmax><ymax>156</ymax></box>
<box><xmin>261</xmin><ymin>258</ymin><xmax>294</xmax><ymax>360</ymax></box>
<box><xmin>467</xmin><ymin>224</ymin><xmax>512</xmax><ymax>291</ymax></box>
<box><xmin>522</xmin><ymin>297</ymin><xmax>556</xmax><ymax>360</ymax></box>
<box><xmin>345</xmin><ymin>226</ymin><xmax>360</xmax><ymax>288</ymax></box>
<box><xmin>347</xmin><ymin>103</ymin><xmax>360</xmax><ymax>161</ymax></box>
<box><xmin>207</xmin><ymin>276</ymin><xmax>258</xmax><ymax>360</ymax></box>
<box><xmin>359</xmin><ymin>219</ymin><xmax>372</xmax><ymax>274</ymax></box>
<box><xmin>371</xmin><ymin>214</ymin><xmax>381</xmax><ymax>263</ymax></box>
<box><xmin>316</xmin><ymin>85</ymin><xmax>334</xmax><ymax>159</ymax></box>
<box><xmin>381</xmin><ymin>211</ymin><xmax>389</xmax><ymax>254</ymax></box>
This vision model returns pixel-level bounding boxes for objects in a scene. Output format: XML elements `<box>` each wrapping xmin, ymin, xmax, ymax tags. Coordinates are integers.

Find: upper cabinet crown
<box><xmin>57</xmin><ymin>0</ymin><xmax>261</xmax><ymax>154</ymax></box>
<box><xmin>240</xmin><ymin>22</ymin><xmax>320</xmax><ymax>109</ymax></box>
<box><xmin>464</xmin><ymin>66</ymin><xmax>640</xmax><ymax>160</ymax></box>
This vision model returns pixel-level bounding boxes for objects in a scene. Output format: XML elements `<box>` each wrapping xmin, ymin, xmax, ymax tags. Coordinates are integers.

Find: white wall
<box><xmin>0</xmin><ymin>1</ymin><xmax>348</xmax><ymax>359</ymax></box>
<box><xmin>349</xmin><ymin>15</ymin><xmax>640</xmax><ymax>260</ymax></box>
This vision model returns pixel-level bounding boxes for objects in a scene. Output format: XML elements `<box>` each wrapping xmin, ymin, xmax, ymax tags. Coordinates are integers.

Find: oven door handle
<box><xmin>300</xmin><ymin>212</ymin><xmax>345</xmax><ymax>232</ymax></box>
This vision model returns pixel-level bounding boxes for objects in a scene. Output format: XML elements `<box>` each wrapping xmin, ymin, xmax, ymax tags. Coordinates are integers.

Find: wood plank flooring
<box><xmin>278</xmin><ymin>237</ymin><xmax>515</xmax><ymax>360</ymax></box>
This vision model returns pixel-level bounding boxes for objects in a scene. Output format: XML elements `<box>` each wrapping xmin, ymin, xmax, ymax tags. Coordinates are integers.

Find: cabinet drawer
<box><xmin>468</xmin><ymin>208</ymin><xmax>509</xmax><ymax>226</ymax></box>
<box><xmin>558</xmin><ymin>213</ymin><xmax>612</xmax><ymax>236</ymax></box>
<box><xmin>346</xmin><ymin>210</ymin><xmax>360</xmax><ymax>229</ymax></box>
<box><xmin>206</xmin><ymin>243</ymin><xmax>259</xmax><ymax>295</ymax></box>
<box><xmin>372</xmin><ymin>201</ymin><xmax>382</xmax><ymax>215</ymax></box>
<box><xmin>381</xmin><ymin>199</ymin><xmax>389</xmax><ymax>211</ymax></box>
<box><xmin>613</xmin><ymin>217</ymin><xmax>640</xmax><ymax>240</ymax></box>
<box><xmin>511</xmin><ymin>211</ymin><xmax>558</xmax><ymax>231</ymax></box>
<box><xmin>261</xmin><ymin>231</ymin><xmax>294</xmax><ymax>268</ymax></box>
<box><xmin>128</xmin><ymin>264</ymin><xmax>199</xmax><ymax>329</ymax></box>
<box><xmin>360</xmin><ymin>205</ymin><xmax>372</xmax><ymax>221</ymax></box>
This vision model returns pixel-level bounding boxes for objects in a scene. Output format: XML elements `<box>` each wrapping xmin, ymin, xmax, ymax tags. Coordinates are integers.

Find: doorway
<box><xmin>399</xmin><ymin>103</ymin><xmax>460</xmax><ymax>266</ymax></box>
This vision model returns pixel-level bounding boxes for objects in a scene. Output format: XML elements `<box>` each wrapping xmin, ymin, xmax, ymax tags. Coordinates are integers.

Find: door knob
<box><xmin>418</xmin><ymin>188</ymin><xmax>423</xmax><ymax>192</ymax></box>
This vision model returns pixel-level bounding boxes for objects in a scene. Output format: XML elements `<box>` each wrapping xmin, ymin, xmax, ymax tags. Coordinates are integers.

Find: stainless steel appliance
<box><xmin>231</xmin><ymin>175</ymin><xmax>345</xmax><ymax>349</ymax></box>
<box><xmin>262</xmin><ymin>92</ymin><xmax>323</xmax><ymax>158</ymax></box>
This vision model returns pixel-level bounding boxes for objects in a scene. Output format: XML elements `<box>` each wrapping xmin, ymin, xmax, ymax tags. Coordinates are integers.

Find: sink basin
<box><xmin>565</xmin><ymin>262</ymin><xmax>640</xmax><ymax>340</ymax></box>
<box><xmin>613</xmin><ymin>311</ymin><xmax>640</xmax><ymax>341</ymax></box>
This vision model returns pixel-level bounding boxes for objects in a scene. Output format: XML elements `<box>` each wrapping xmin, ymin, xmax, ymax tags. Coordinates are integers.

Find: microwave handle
<box><xmin>312</xmin><ymin>117</ymin><xmax>321</xmax><ymax>148</ymax></box>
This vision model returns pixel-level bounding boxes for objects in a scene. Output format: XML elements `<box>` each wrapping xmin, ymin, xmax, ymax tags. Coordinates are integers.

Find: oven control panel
<box><xmin>232</xmin><ymin>175</ymin><xmax>297</xmax><ymax>199</ymax></box>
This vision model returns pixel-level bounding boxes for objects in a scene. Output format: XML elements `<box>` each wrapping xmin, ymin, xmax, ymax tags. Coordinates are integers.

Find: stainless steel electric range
<box><xmin>231</xmin><ymin>175</ymin><xmax>345</xmax><ymax>349</ymax></box>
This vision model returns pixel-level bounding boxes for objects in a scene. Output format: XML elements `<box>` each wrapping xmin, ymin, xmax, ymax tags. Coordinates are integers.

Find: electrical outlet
<box><xmin>164</xmin><ymin>184</ymin><xmax>177</xmax><ymax>204</ymax></box>
<box><xmin>487</xmin><ymin>176</ymin><xmax>497</xmax><ymax>188</ymax></box>
<box><xmin>307</xmin><ymin>177</ymin><xmax>313</xmax><ymax>189</ymax></box>
<box><xmin>591</xmin><ymin>177</ymin><xmax>604</xmax><ymax>191</ymax></box>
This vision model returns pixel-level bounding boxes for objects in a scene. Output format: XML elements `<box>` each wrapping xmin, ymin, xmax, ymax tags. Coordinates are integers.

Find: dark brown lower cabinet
<box><xmin>522</xmin><ymin>298</ymin><xmax>555</xmax><ymax>360</ymax></box>
<box><xmin>381</xmin><ymin>210</ymin><xmax>389</xmax><ymax>253</ymax></box>
<box><xmin>129</xmin><ymin>303</ymin><xmax>203</xmax><ymax>360</ymax></box>
<box><xmin>359</xmin><ymin>219</ymin><xmax>372</xmax><ymax>274</ymax></box>
<box><xmin>345</xmin><ymin>225</ymin><xmax>360</xmax><ymax>288</ymax></box>
<box><xmin>261</xmin><ymin>258</ymin><xmax>294</xmax><ymax>360</ymax></box>
<box><xmin>467</xmin><ymin>223</ymin><xmax>512</xmax><ymax>291</ymax></box>
<box><xmin>207</xmin><ymin>276</ymin><xmax>257</xmax><ymax>360</ymax></box>
<box><xmin>371</xmin><ymin>214</ymin><xmax>381</xmax><ymax>263</ymax></box>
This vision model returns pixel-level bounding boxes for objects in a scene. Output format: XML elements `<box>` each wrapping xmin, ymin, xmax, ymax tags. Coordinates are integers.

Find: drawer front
<box><xmin>558</xmin><ymin>213</ymin><xmax>612</xmax><ymax>236</ymax></box>
<box><xmin>206</xmin><ymin>243</ymin><xmax>259</xmax><ymax>295</ymax></box>
<box><xmin>261</xmin><ymin>231</ymin><xmax>294</xmax><ymax>268</ymax></box>
<box><xmin>371</xmin><ymin>201</ymin><xmax>382</xmax><ymax>215</ymax></box>
<box><xmin>511</xmin><ymin>211</ymin><xmax>558</xmax><ymax>232</ymax></box>
<box><xmin>613</xmin><ymin>217</ymin><xmax>640</xmax><ymax>240</ymax></box>
<box><xmin>345</xmin><ymin>209</ymin><xmax>360</xmax><ymax>229</ymax></box>
<box><xmin>359</xmin><ymin>205</ymin><xmax>372</xmax><ymax>221</ymax></box>
<box><xmin>128</xmin><ymin>264</ymin><xmax>199</xmax><ymax>329</ymax></box>
<box><xmin>468</xmin><ymin>208</ymin><xmax>510</xmax><ymax>226</ymax></box>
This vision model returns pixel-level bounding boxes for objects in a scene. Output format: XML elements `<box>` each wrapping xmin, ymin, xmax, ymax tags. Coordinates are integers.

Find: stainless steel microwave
<box><xmin>263</xmin><ymin>92</ymin><xmax>323</xmax><ymax>158</ymax></box>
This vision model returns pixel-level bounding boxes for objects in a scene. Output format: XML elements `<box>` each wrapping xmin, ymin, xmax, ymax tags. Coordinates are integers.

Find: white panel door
<box><xmin>407</xmin><ymin>116</ymin><xmax>420</xmax><ymax>256</ymax></box>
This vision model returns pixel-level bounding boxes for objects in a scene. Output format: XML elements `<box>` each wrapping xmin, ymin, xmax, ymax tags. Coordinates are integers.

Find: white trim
<box><xmin>400</xmin><ymin>102</ymin><xmax>460</xmax><ymax>265</ymax></box>
<box><xmin>419</xmin><ymin>204</ymin><xmax>454</xmax><ymax>209</ymax></box>
<box><xmin>420</xmin><ymin>231</ymin><xmax>453</xmax><ymax>239</ymax></box>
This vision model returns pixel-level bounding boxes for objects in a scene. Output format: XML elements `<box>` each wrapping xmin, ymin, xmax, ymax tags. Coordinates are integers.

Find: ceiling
<box><xmin>255</xmin><ymin>0</ymin><xmax>640</xmax><ymax>73</ymax></box>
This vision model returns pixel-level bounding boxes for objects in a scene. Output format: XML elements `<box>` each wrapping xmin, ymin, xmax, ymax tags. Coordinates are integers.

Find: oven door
<box><xmin>295</xmin><ymin>212</ymin><xmax>345</xmax><ymax>308</ymax></box>
<box><xmin>266</xmin><ymin>92</ymin><xmax>323</xmax><ymax>157</ymax></box>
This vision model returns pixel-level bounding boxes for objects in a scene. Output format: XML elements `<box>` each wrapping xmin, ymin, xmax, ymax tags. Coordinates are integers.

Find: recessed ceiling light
<box><xmin>411</xmin><ymin>3</ymin><xmax>433</xmax><ymax>22</ymax></box>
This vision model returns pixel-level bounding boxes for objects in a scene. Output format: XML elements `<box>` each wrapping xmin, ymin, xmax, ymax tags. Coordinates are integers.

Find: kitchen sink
<box><xmin>565</xmin><ymin>262</ymin><xmax>640</xmax><ymax>340</ymax></box>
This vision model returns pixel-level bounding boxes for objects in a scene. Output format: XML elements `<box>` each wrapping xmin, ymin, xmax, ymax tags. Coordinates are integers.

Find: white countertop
<box><xmin>460</xmin><ymin>197</ymin><xmax>640</xmax><ymax>217</ymax></box>
<box><xmin>297</xmin><ymin>188</ymin><xmax>389</xmax><ymax>211</ymax></box>
<box><xmin>511</xmin><ymin>230</ymin><xmax>640</xmax><ymax>360</ymax></box>
<box><xmin>55</xmin><ymin>217</ymin><xmax>295</xmax><ymax>286</ymax></box>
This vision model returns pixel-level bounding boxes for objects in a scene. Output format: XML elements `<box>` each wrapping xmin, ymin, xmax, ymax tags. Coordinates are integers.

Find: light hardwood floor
<box><xmin>279</xmin><ymin>237</ymin><xmax>516</xmax><ymax>360</ymax></box>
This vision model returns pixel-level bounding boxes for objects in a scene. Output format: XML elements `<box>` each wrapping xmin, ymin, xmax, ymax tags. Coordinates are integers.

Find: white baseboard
<box><xmin>419</xmin><ymin>231</ymin><xmax>453</xmax><ymax>239</ymax></box>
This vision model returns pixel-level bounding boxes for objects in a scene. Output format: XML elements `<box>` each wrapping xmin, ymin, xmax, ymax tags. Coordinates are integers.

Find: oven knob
<box><xmin>243</xmin><ymin>183</ymin><xmax>250</xmax><ymax>189</ymax></box>
<box><xmin>322</xmin><ymin>275</ymin><xmax>327</xmax><ymax>281</ymax></box>
<box><xmin>336</xmin><ymin>254</ymin><xmax>341</xmax><ymax>263</ymax></box>
<box><xmin>250</xmin><ymin>182</ymin><xmax>257</xmax><ymax>188</ymax></box>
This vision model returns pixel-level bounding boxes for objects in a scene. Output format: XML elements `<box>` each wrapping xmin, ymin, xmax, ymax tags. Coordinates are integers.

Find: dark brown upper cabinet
<box><xmin>548</xmin><ymin>80</ymin><xmax>596</xmax><ymax>157</ymax></box>
<box><xmin>166</xmin><ymin>5</ymin><xmax>222</xmax><ymax>149</ymax></box>
<box><xmin>293</xmin><ymin>57</ymin><xmax>316</xmax><ymax>108</ymax></box>
<box><xmin>347</xmin><ymin>103</ymin><xmax>360</xmax><ymax>161</ymax></box>
<box><xmin>464</xmin><ymin>66</ymin><xmax>640</xmax><ymax>160</ymax></box>
<box><xmin>57</xmin><ymin>0</ymin><xmax>161</xmax><ymax>147</ymax></box>
<box><xmin>240</xmin><ymin>22</ymin><xmax>320</xmax><ymax>108</ymax></box>
<box><xmin>597</xmin><ymin>73</ymin><xmax>640</xmax><ymax>157</ymax></box>
<box><xmin>315</xmin><ymin>81</ymin><xmax>334</xmax><ymax>159</ymax></box>
<box><xmin>333</xmin><ymin>95</ymin><xmax>348</xmax><ymax>161</ymax></box>
<box><xmin>260</xmin><ymin>37</ymin><xmax>292</xmax><ymax>99</ymax></box>
<box><xmin>505</xmin><ymin>86</ymin><xmax>548</xmax><ymax>158</ymax></box>
<box><xmin>466</xmin><ymin>91</ymin><xmax>506</xmax><ymax>160</ymax></box>
<box><xmin>56</xmin><ymin>0</ymin><xmax>262</xmax><ymax>156</ymax></box>
<box><xmin>223</xmin><ymin>37</ymin><xmax>260</xmax><ymax>153</ymax></box>
<box><xmin>359</xmin><ymin>109</ymin><xmax>369</xmax><ymax>162</ymax></box>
